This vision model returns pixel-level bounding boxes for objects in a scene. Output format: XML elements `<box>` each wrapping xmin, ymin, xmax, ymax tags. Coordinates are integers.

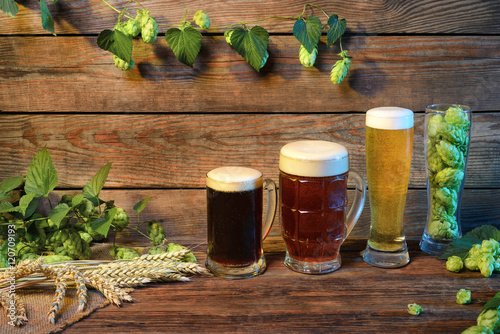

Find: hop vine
<box><xmin>0</xmin><ymin>1</ymin><xmax>351</xmax><ymax>85</ymax></box>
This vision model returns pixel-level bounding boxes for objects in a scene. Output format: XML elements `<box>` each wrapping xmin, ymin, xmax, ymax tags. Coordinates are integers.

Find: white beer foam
<box><xmin>366</xmin><ymin>107</ymin><xmax>414</xmax><ymax>130</ymax></box>
<box><xmin>279</xmin><ymin>140</ymin><xmax>349</xmax><ymax>177</ymax></box>
<box><xmin>206</xmin><ymin>166</ymin><xmax>263</xmax><ymax>192</ymax></box>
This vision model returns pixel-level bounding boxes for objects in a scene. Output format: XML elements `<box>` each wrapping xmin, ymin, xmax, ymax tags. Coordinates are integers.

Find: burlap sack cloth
<box><xmin>1</xmin><ymin>243</ymin><xmax>125</xmax><ymax>334</ymax></box>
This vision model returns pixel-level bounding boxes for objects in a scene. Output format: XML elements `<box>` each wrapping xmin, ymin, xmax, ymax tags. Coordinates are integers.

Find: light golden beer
<box><xmin>366</xmin><ymin>126</ymin><xmax>413</xmax><ymax>252</ymax></box>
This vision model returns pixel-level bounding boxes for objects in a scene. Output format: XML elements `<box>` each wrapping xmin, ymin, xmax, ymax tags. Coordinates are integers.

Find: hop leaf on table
<box><xmin>193</xmin><ymin>10</ymin><xmax>210</xmax><ymax>29</ymax></box>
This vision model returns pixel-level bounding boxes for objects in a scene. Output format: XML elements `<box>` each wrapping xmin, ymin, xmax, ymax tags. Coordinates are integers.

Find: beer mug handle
<box><xmin>262</xmin><ymin>179</ymin><xmax>277</xmax><ymax>240</ymax></box>
<box><xmin>345</xmin><ymin>169</ymin><xmax>367</xmax><ymax>239</ymax></box>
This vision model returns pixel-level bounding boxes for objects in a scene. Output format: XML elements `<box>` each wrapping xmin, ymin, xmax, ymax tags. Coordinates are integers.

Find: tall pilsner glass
<box><xmin>362</xmin><ymin>107</ymin><xmax>414</xmax><ymax>268</ymax></box>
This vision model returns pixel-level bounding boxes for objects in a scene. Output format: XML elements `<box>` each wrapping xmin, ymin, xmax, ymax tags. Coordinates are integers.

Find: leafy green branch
<box><xmin>1</xmin><ymin>1</ymin><xmax>351</xmax><ymax>85</ymax></box>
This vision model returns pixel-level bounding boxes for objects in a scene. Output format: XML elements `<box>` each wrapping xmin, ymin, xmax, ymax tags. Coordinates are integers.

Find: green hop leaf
<box><xmin>326</xmin><ymin>15</ymin><xmax>346</xmax><ymax>47</ymax></box>
<box><xmin>25</xmin><ymin>147</ymin><xmax>58</xmax><ymax>197</ymax></box>
<box><xmin>48</xmin><ymin>203</ymin><xmax>71</xmax><ymax>229</ymax></box>
<box><xmin>193</xmin><ymin>9</ymin><xmax>210</xmax><ymax>29</ymax></box>
<box><xmin>293</xmin><ymin>15</ymin><xmax>322</xmax><ymax>53</ymax></box>
<box><xmin>446</xmin><ymin>255</ymin><xmax>463</xmax><ymax>272</ymax></box>
<box><xmin>97</xmin><ymin>29</ymin><xmax>133</xmax><ymax>63</ymax></box>
<box><xmin>330</xmin><ymin>52</ymin><xmax>351</xmax><ymax>85</ymax></box>
<box><xmin>113</xmin><ymin>55</ymin><xmax>135</xmax><ymax>71</ymax></box>
<box><xmin>230</xmin><ymin>26</ymin><xmax>269</xmax><ymax>72</ymax></box>
<box><xmin>83</xmin><ymin>163</ymin><xmax>111</xmax><ymax>201</ymax></box>
<box><xmin>91</xmin><ymin>207</ymin><xmax>116</xmax><ymax>238</ymax></box>
<box><xmin>165</xmin><ymin>26</ymin><xmax>202</xmax><ymax>67</ymax></box>
<box><xmin>0</xmin><ymin>0</ymin><xmax>18</xmax><ymax>17</ymax></box>
<box><xmin>40</xmin><ymin>0</ymin><xmax>56</xmax><ymax>36</ymax></box>
<box><xmin>299</xmin><ymin>44</ymin><xmax>317</xmax><ymax>68</ymax></box>
<box><xmin>133</xmin><ymin>196</ymin><xmax>154</xmax><ymax>214</ymax></box>
<box><xmin>0</xmin><ymin>176</ymin><xmax>24</xmax><ymax>195</ymax></box>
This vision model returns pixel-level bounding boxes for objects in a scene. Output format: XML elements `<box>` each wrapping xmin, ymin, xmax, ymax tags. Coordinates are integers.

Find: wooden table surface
<box><xmin>62</xmin><ymin>237</ymin><xmax>500</xmax><ymax>333</ymax></box>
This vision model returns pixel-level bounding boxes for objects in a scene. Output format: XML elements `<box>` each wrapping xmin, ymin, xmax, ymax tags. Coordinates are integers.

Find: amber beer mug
<box><xmin>279</xmin><ymin>140</ymin><xmax>366</xmax><ymax>274</ymax></box>
<box><xmin>362</xmin><ymin>107</ymin><xmax>414</xmax><ymax>268</ymax></box>
<box><xmin>205</xmin><ymin>166</ymin><xmax>277</xmax><ymax>279</ymax></box>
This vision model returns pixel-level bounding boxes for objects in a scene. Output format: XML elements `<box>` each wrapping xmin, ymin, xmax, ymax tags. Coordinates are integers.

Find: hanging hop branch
<box><xmin>94</xmin><ymin>2</ymin><xmax>350</xmax><ymax>85</ymax></box>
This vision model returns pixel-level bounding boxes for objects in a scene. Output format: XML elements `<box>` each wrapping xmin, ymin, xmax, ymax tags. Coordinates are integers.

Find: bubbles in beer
<box><xmin>279</xmin><ymin>140</ymin><xmax>349</xmax><ymax>177</ymax></box>
<box><xmin>206</xmin><ymin>166</ymin><xmax>263</xmax><ymax>192</ymax></box>
<box><xmin>366</xmin><ymin>107</ymin><xmax>414</xmax><ymax>130</ymax></box>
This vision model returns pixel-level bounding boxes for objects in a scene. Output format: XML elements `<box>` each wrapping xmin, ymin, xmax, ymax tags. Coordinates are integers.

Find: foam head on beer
<box><xmin>206</xmin><ymin>166</ymin><xmax>263</xmax><ymax>192</ymax></box>
<box><xmin>366</xmin><ymin>107</ymin><xmax>414</xmax><ymax>130</ymax></box>
<box><xmin>279</xmin><ymin>140</ymin><xmax>349</xmax><ymax>177</ymax></box>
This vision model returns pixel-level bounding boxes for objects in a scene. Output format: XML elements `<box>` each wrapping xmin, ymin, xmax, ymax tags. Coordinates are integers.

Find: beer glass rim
<box><xmin>206</xmin><ymin>166</ymin><xmax>263</xmax><ymax>192</ymax></box>
<box><xmin>279</xmin><ymin>140</ymin><xmax>349</xmax><ymax>177</ymax></box>
<box><xmin>366</xmin><ymin>106</ymin><xmax>414</xmax><ymax>130</ymax></box>
<box><xmin>425</xmin><ymin>104</ymin><xmax>471</xmax><ymax>113</ymax></box>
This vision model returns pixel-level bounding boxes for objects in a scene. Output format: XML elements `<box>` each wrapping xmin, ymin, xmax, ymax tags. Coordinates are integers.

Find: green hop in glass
<box><xmin>427</xmin><ymin>144</ymin><xmax>445</xmax><ymax>173</ymax></box>
<box><xmin>461</xmin><ymin>325</ymin><xmax>495</xmax><ymax>334</ymax></box>
<box><xmin>436</xmin><ymin>140</ymin><xmax>465</xmax><ymax>169</ymax></box>
<box><xmin>465</xmin><ymin>256</ymin><xmax>479</xmax><ymax>271</ymax></box>
<box><xmin>299</xmin><ymin>45</ymin><xmax>318</xmax><ymax>68</ymax></box>
<box><xmin>407</xmin><ymin>303</ymin><xmax>423</xmax><ymax>315</ymax></box>
<box><xmin>428</xmin><ymin>114</ymin><xmax>445</xmax><ymax>138</ymax></box>
<box><xmin>434</xmin><ymin>167</ymin><xmax>464</xmax><ymax>188</ymax></box>
<box><xmin>446</xmin><ymin>255</ymin><xmax>464</xmax><ymax>272</ymax></box>
<box><xmin>193</xmin><ymin>9</ymin><xmax>210</xmax><ymax>29</ymax></box>
<box><xmin>456</xmin><ymin>289</ymin><xmax>472</xmax><ymax>304</ymax></box>
<box><xmin>477</xmin><ymin>308</ymin><xmax>500</xmax><ymax>333</ymax></box>
<box><xmin>432</xmin><ymin>187</ymin><xmax>458</xmax><ymax>215</ymax></box>
<box><xmin>445</xmin><ymin>106</ymin><xmax>470</xmax><ymax>130</ymax></box>
<box><xmin>437</xmin><ymin>123</ymin><xmax>469</xmax><ymax>152</ymax></box>
<box><xmin>428</xmin><ymin>219</ymin><xmax>458</xmax><ymax>240</ymax></box>
<box><xmin>480</xmin><ymin>239</ymin><xmax>500</xmax><ymax>257</ymax></box>
<box><xmin>478</xmin><ymin>253</ymin><xmax>495</xmax><ymax>278</ymax></box>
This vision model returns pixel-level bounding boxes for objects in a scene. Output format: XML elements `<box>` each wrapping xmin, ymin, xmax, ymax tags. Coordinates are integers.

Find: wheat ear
<box><xmin>47</xmin><ymin>276</ymin><xmax>66</xmax><ymax>325</ymax></box>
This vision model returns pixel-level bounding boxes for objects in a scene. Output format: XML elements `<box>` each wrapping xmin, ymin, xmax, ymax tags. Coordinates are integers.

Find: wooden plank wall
<box><xmin>1</xmin><ymin>0</ymin><xmax>499</xmax><ymax>244</ymax></box>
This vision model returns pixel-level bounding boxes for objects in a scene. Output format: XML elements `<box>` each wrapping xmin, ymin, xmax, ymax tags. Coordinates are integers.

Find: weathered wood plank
<box><xmin>1</xmin><ymin>113</ymin><xmax>497</xmax><ymax>188</ymax></box>
<box><xmin>45</xmin><ymin>188</ymin><xmax>499</xmax><ymax>245</ymax></box>
<box><xmin>1</xmin><ymin>0</ymin><xmax>499</xmax><ymax>34</ymax></box>
<box><xmin>62</xmin><ymin>242</ymin><xmax>500</xmax><ymax>333</ymax></box>
<box><xmin>1</xmin><ymin>36</ymin><xmax>499</xmax><ymax>113</ymax></box>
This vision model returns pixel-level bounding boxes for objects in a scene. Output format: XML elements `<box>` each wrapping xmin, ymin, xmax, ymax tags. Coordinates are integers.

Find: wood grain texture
<box><xmin>45</xmin><ymin>188</ymin><xmax>499</xmax><ymax>244</ymax></box>
<box><xmin>1</xmin><ymin>113</ymin><xmax>498</xmax><ymax>188</ymax></box>
<box><xmin>62</xmin><ymin>238</ymin><xmax>500</xmax><ymax>333</ymax></box>
<box><xmin>1</xmin><ymin>36</ymin><xmax>499</xmax><ymax>113</ymax></box>
<box><xmin>1</xmin><ymin>0</ymin><xmax>499</xmax><ymax>34</ymax></box>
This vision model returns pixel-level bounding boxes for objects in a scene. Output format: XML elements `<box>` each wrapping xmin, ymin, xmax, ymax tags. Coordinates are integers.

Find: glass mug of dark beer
<box><xmin>279</xmin><ymin>140</ymin><xmax>366</xmax><ymax>274</ymax></box>
<box><xmin>205</xmin><ymin>166</ymin><xmax>277</xmax><ymax>279</ymax></box>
